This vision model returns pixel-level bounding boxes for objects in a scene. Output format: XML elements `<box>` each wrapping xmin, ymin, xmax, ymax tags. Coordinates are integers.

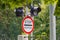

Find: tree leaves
<box><xmin>0</xmin><ymin>0</ymin><xmax>32</xmax><ymax>9</ymax></box>
<box><xmin>54</xmin><ymin>0</ymin><xmax>60</xmax><ymax>16</ymax></box>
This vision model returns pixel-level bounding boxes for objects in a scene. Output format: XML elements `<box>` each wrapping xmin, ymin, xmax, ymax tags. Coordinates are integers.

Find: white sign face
<box><xmin>24</xmin><ymin>18</ymin><xmax>33</xmax><ymax>32</ymax></box>
<box><xmin>22</xmin><ymin>16</ymin><xmax>34</xmax><ymax>34</ymax></box>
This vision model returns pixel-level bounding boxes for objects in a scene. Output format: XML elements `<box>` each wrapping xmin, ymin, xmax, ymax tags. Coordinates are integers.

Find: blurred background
<box><xmin>0</xmin><ymin>0</ymin><xmax>60</xmax><ymax>40</ymax></box>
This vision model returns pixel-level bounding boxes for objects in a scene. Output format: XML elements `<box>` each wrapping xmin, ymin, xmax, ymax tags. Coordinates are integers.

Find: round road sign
<box><xmin>22</xmin><ymin>16</ymin><xmax>34</xmax><ymax>34</ymax></box>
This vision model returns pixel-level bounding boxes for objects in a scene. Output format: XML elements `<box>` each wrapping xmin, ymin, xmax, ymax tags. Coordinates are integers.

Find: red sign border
<box><xmin>22</xmin><ymin>16</ymin><xmax>34</xmax><ymax>34</ymax></box>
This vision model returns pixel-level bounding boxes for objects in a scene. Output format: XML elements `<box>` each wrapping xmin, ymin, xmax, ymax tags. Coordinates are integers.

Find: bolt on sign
<box><xmin>22</xmin><ymin>16</ymin><xmax>34</xmax><ymax>34</ymax></box>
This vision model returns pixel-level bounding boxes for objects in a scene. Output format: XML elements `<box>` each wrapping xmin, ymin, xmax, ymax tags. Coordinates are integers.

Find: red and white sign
<box><xmin>22</xmin><ymin>16</ymin><xmax>34</xmax><ymax>34</ymax></box>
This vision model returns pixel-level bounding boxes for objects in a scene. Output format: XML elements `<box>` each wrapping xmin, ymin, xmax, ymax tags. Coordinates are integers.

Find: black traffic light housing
<box><xmin>30</xmin><ymin>6</ymin><xmax>41</xmax><ymax>16</ymax></box>
<box><xmin>15</xmin><ymin>7</ymin><xmax>24</xmax><ymax>17</ymax></box>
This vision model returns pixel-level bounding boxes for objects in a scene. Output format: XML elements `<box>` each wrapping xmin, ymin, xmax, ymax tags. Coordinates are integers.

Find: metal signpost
<box><xmin>31</xmin><ymin>0</ymin><xmax>34</xmax><ymax>40</ymax></box>
<box><xmin>15</xmin><ymin>0</ymin><xmax>41</xmax><ymax>40</ymax></box>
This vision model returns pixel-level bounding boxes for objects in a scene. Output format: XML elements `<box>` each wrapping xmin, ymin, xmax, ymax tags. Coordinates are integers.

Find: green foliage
<box><xmin>33</xmin><ymin>4</ymin><xmax>50</xmax><ymax>40</ymax></box>
<box><xmin>56</xmin><ymin>16</ymin><xmax>60</xmax><ymax>40</ymax></box>
<box><xmin>0</xmin><ymin>0</ymin><xmax>32</xmax><ymax>9</ymax></box>
<box><xmin>0</xmin><ymin>8</ymin><xmax>22</xmax><ymax>40</ymax></box>
<box><xmin>54</xmin><ymin>0</ymin><xmax>60</xmax><ymax>16</ymax></box>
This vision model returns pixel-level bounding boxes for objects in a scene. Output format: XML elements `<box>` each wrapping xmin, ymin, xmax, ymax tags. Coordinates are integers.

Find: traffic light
<box><xmin>37</xmin><ymin>6</ymin><xmax>41</xmax><ymax>13</ymax></box>
<box><xmin>14</xmin><ymin>7</ymin><xmax>24</xmax><ymax>17</ymax></box>
<box><xmin>30</xmin><ymin>6</ymin><xmax>41</xmax><ymax>16</ymax></box>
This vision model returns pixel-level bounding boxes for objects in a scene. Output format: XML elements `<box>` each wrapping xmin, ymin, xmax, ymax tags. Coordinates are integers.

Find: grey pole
<box><xmin>31</xmin><ymin>0</ymin><xmax>34</xmax><ymax>40</ymax></box>
<box><xmin>49</xmin><ymin>3</ymin><xmax>56</xmax><ymax>40</ymax></box>
<box><xmin>26</xmin><ymin>0</ymin><xmax>28</xmax><ymax>16</ymax></box>
<box><xmin>25</xmin><ymin>0</ymin><xmax>29</xmax><ymax>40</ymax></box>
<box><xmin>31</xmin><ymin>18</ymin><xmax>34</xmax><ymax>40</ymax></box>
